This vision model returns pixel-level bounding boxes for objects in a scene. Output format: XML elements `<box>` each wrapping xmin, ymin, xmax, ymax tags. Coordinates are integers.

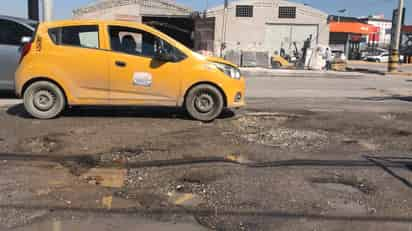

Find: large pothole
<box><xmin>234</xmin><ymin>113</ymin><xmax>330</xmax><ymax>151</ymax></box>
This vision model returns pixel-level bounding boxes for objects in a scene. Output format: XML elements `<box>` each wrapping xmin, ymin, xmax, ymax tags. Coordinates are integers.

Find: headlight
<box><xmin>212</xmin><ymin>62</ymin><xmax>241</xmax><ymax>80</ymax></box>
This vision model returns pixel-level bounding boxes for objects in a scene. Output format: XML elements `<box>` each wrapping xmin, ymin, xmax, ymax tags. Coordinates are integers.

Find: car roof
<box><xmin>41</xmin><ymin>19</ymin><xmax>151</xmax><ymax>29</ymax></box>
<box><xmin>40</xmin><ymin>19</ymin><xmax>170</xmax><ymax>41</ymax></box>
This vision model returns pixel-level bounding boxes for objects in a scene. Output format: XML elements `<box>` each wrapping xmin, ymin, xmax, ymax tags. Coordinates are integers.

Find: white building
<box><xmin>201</xmin><ymin>0</ymin><xmax>330</xmax><ymax>57</ymax></box>
<box><xmin>360</xmin><ymin>16</ymin><xmax>392</xmax><ymax>47</ymax></box>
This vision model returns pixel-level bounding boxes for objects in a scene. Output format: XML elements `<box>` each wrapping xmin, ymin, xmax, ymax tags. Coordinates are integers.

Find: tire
<box><xmin>185</xmin><ymin>84</ymin><xmax>224</xmax><ymax>122</ymax></box>
<box><xmin>23</xmin><ymin>81</ymin><xmax>66</xmax><ymax>119</ymax></box>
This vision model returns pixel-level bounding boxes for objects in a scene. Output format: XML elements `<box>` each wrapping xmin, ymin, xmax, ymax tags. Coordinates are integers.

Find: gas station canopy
<box><xmin>330</xmin><ymin>22</ymin><xmax>379</xmax><ymax>35</ymax></box>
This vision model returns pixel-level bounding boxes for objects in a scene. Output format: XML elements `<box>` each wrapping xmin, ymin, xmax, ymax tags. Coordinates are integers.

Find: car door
<box><xmin>0</xmin><ymin>19</ymin><xmax>33</xmax><ymax>90</ymax></box>
<box><xmin>107</xmin><ymin>25</ymin><xmax>185</xmax><ymax>106</ymax></box>
<box><xmin>47</xmin><ymin>24</ymin><xmax>110</xmax><ymax>104</ymax></box>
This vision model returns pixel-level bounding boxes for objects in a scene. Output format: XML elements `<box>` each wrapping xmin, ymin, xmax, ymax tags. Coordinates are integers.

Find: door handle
<box><xmin>115</xmin><ymin>61</ymin><xmax>127</xmax><ymax>67</ymax></box>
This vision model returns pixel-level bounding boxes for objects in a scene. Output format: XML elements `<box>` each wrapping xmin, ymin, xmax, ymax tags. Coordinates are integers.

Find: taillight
<box><xmin>19</xmin><ymin>42</ymin><xmax>32</xmax><ymax>64</ymax></box>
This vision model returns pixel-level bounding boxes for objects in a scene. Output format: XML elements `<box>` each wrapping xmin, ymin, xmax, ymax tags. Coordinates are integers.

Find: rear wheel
<box><xmin>185</xmin><ymin>84</ymin><xmax>224</xmax><ymax>122</ymax></box>
<box><xmin>23</xmin><ymin>81</ymin><xmax>66</xmax><ymax>119</ymax></box>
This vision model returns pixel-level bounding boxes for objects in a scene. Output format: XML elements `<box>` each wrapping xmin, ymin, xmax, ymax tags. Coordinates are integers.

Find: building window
<box><xmin>236</xmin><ymin>5</ymin><xmax>253</xmax><ymax>17</ymax></box>
<box><xmin>279</xmin><ymin>6</ymin><xmax>296</xmax><ymax>19</ymax></box>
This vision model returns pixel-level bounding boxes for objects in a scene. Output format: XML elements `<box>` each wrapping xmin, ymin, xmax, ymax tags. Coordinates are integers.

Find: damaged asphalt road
<box><xmin>1</xmin><ymin>75</ymin><xmax>412</xmax><ymax>230</ymax></box>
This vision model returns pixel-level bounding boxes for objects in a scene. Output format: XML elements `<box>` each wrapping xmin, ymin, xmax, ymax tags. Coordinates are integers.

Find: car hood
<box><xmin>205</xmin><ymin>56</ymin><xmax>238</xmax><ymax>67</ymax></box>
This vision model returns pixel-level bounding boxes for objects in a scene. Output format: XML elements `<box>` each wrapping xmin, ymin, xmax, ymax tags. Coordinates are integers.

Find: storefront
<box><xmin>329</xmin><ymin>21</ymin><xmax>379</xmax><ymax>60</ymax></box>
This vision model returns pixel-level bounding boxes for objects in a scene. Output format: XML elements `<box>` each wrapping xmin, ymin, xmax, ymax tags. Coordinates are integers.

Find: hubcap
<box><xmin>33</xmin><ymin>90</ymin><xmax>56</xmax><ymax>111</ymax></box>
<box><xmin>195</xmin><ymin>93</ymin><xmax>214</xmax><ymax>113</ymax></box>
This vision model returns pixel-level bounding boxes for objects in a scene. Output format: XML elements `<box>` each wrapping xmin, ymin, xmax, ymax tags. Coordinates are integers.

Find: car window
<box><xmin>108</xmin><ymin>25</ymin><xmax>186</xmax><ymax>61</ymax></box>
<box><xmin>0</xmin><ymin>19</ymin><xmax>33</xmax><ymax>46</ymax></box>
<box><xmin>49</xmin><ymin>25</ymin><xmax>99</xmax><ymax>49</ymax></box>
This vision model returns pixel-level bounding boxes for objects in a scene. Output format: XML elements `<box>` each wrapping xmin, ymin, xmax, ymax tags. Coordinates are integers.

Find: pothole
<box><xmin>327</xmin><ymin>198</ymin><xmax>368</xmax><ymax>215</ymax></box>
<box><xmin>19</xmin><ymin>134</ymin><xmax>65</xmax><ymax>153</ymax></box>
<box><xmin>114</xmin><ymin>191</ymin><xmax>170</xmax><ymax>208</ymax></box>
<box><xmin>178</xmin><ymin>169</ymin><xmax>223</xmax><ymax>185</ymax></box>
<box><xmin>242</xmin><ymin>127</ymin><xmax>329</xmax><ymax>150</ymax></box>
<box><xmin>311</xmin><ymin>177</ymin><xmax>376</xmax><ymax>195</ymax></box>
<box><xmin>99</xmin><ymin>147</ymin><xmax>145</xmax><ymax>164</ymax></box>
<box><xmin>381</xmin><ymin>114</ymin><xmax>397</xmax><ymax>121</ymax></box>
<box><xmin>234</xmin><ymin>113</ymin><xmax>329</xmax><ymax>150</ymax></box>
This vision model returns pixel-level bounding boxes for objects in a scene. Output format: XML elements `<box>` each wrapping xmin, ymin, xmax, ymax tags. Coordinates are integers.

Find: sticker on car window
<box><xmin>133</xmin><ymin>72</ymin><xmax>152</xmax><ymax>87</ymax></box>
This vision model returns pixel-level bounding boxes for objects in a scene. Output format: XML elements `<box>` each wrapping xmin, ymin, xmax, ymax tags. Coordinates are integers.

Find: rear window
<box><xmin>48</xmin><ymin>25</ymin><xmax>99</xmax><ymax>49</ymax></box>
<box><xmin>0</xmin><ymin>19</ymin><xmax>34</xmax><ymax>45</ymax></box>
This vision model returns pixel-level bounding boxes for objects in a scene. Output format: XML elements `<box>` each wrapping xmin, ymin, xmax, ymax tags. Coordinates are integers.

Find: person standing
<box><xmin>325</xmin><ymin>48</ymin><xmax>333</xmax><ymax>70</ymax></box>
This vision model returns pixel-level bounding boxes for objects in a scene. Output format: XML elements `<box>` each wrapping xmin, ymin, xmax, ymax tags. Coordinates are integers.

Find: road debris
<box><xmin>81</xmin><ymin>168</ymin><xmax>126</xmax><ymax>188</ymax></box>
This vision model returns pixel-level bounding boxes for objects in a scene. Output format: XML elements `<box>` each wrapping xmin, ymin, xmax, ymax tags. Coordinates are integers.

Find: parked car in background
<box><xmin>360</xmin><ymin>48</ymin><xmax>387</xmax><ymax>60</ymax></box>
<box><xmin>331</xmin><ymin>50</ymin><xmax>346</xmax><ymax>61</ymax></box>
<box><xmin>0</xmin><ymin>15</ymin><xmax>37</xmax><ymax>90</ymax></box>
<box><xmin>15</xmin><ymin>20</ymin><xmax>245</xmax><ymax>121</ymax></box>
<box><xmin>365</xmin><ymin>52</ymin><xmax>389</xmax><ymax>62</ymax></box>
<box><xmin>365</xmin><ymin>52</ymin><xmax>405</xmax><ymax>63</ymax></box>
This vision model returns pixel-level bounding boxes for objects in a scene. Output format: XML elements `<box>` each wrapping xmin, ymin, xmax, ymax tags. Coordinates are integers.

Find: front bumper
<box><xmin>226</xmin><ymin>77</ymin><xmax>246</xmax><ymax>108</ymax></box>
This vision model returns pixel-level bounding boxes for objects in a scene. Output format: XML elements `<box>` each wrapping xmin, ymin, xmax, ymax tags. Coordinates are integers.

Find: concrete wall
<box><xmin>207</xmin><ymin>0</ymin><xmax>329</xmax><ymax>56</ymax></box>
<box><xmin>74</xmin><ymin>3</ymin><xmax>142</xmax><ymax>22</ymax></box>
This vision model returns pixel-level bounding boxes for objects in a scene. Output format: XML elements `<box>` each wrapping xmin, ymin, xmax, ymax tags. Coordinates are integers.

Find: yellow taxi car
<box><xmin>15</xmin><ymin>20</ymin><xmax>245</xmax><ymax>121</ymax></box>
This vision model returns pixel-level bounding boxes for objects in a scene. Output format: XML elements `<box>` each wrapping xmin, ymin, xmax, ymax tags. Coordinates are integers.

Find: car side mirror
<box><xmin>21</xmin><ymin>36</ymin><xmax>32</xmax><ymax>44</ymax></box>
<box><xmin>153</xmin><ymin>38</ymin><xmax>175</xmax><ymax>62</ymax></box>
<box><xmin>154</xmin><ymin>50</ymin><xmax>175</xmax><ymax>62</ymax></box>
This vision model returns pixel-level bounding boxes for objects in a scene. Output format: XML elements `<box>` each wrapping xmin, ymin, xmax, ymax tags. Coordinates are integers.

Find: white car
<box><xmin>0</xmin><ymin>15</ymin><xmax>37</xmax><ymax>90</ymax></box>
<box><xmin>366</xmin><ymin>53</ymin><xmax>389</xmax><ymax>62</ymax></box>
<box><xmin>365</xmin><ymin>52</ymin><xmax>404</xmax><ymax>63</ymax></box>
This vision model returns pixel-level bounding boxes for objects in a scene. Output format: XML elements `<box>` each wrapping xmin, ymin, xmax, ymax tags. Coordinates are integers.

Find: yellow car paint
<box><xmin>15</xmin><ymin>20</ymin><xmax>245</xmax><ymax>110</ymax></box>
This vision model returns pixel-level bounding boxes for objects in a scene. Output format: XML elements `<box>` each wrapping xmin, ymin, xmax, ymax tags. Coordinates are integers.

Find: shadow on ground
<box><xmin>349</xmin><ymin>96</ymin><xmax>412</xmax><ymax>103</ymax></box>
<box><xmin>345</xmin><ymin>67</ymin><xmax>386</xmax><ymax>76</ymax></box>
<box><xmin>6</xmin><ymin>104</ymin><xmax>235</xmax><ymax>120</ymax></box>
<box><xmin>0</xmin><ymin>91</ymin><xmax>17</xmax><ymax>99</ymax></box>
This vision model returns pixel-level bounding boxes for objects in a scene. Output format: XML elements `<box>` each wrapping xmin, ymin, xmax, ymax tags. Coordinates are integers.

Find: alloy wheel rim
<box><xmin>33</xmin><ymin>90</ymin><xmax>56</xmax><ymax>111</ymax></box>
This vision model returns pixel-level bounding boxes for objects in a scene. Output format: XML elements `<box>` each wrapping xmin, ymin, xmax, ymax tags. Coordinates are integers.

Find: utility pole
<box><xmin>220</xmin><ymin>0</ymin><xmax>229</xmax><ymax>57</ymax></box>
<box><xmin>43</xmin><ymin>0</ymin><xmax>54</xmax><ymax>22</ymax></box>
<box><xmin>388</xmin><ymin>0</ymin><xmax>404</xmax><ymax>72</ymax></box>
<box><xmin>28</xmin><ymin>0</ymin><xmax>39</xmax><ymax>21</ymax></box>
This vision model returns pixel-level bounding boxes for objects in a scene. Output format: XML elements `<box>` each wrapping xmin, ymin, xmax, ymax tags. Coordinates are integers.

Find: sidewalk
<box><xmin>240</xmin><ymin>67</ymin><xmax>379</xmax><ymax>78</ymax></box>
<box><xmin>347</xmin><ymin>61</ymin><xmax>412</xmax><ymax>76</ymax></box>
<box><xmin>241</xmin><ymin>61</ymin><xmax>412</xmax><ymax>78</ymax></box>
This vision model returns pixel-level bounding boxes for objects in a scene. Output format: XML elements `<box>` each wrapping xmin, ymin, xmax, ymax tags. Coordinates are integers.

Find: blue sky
<box><xmin>0</xmin><ymin>0</ymin><xmax>411</xmax><ymax>23</ymax></box>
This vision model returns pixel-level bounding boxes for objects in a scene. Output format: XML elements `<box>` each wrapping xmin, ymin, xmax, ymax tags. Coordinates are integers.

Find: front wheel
<box><xmin>23</xmin><ymin>81</ymin><xmax>66</xmax><ymax>119</ymax></box>
<box><xmin>185</xmin><ymin>84</ymin><xmax>224</xmax><ymax>122</ymax></box>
